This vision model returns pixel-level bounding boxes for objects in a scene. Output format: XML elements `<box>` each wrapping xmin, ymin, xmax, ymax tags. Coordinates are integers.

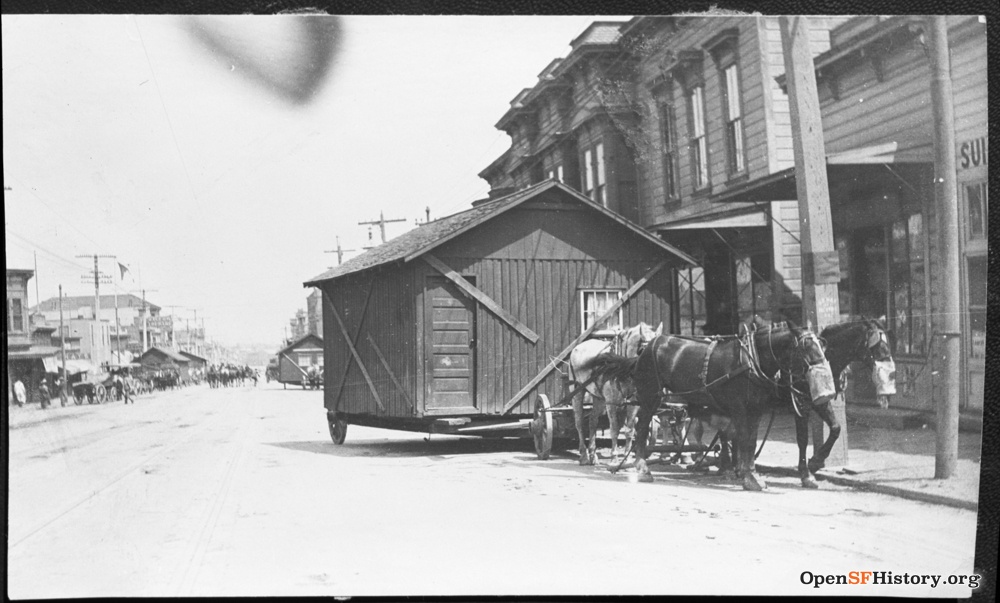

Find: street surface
<box><xmin>6</xmin><ymin>382</ymin><xmax>979</xmax><ymax>597</ymax></box>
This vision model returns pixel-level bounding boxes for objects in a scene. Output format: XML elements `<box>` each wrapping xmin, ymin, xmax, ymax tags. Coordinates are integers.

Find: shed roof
<box><xmin>305</xmin><ymin>180</ymin><xmax>695</xmax><ymax>287</ymax></box>
<box><xmin>277</xmin><ymin>333</ymin><xmax>324</xmax><ymax>356</ymax></box>
<box><xmin>179</xmin><ymin>350</ymin><xmax>208</xmax><ymax>363</ymax></box>
<box><xmin>140</xmin><ymin>346</ymin><xmax>190</xmax><ymax>363</ymax></box>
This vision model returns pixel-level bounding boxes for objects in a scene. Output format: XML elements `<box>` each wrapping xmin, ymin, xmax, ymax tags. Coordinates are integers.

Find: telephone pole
<box><xmin>131</xmin><ymin>289</ymin><xmax>159</xmax><ymax>353</ymax></box>
<box><xmin>59</xmin><ymin>285</ymin><xmax>67</xmax><ymax>405</ymax></box>
<box><xmin>324</xmin><ymin>236</ymin><xmax>357</xmax><ymax>266</ymax></box>
<box><xmin>77</xmin><ymin>254</ymin><xmax>115</xmax><ymax>367</ymax></box>
<box><xmin>359</xmin><ymin>211</ymin><xmax>406</xmax><ymax>244</ymax></box>
<box><xmin>780</xmin><ymin>16</ymin><xmax>845</xmax><ymax>466</ymax></box>
<box><xmin>928</xmin><ymin>16</ymin><xmax>960</xmax><ymax>479</ymax></box>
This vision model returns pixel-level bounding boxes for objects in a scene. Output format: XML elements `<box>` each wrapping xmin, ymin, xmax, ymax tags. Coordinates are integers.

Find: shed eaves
<box><xmin>305</xmin><ymin>184</ymin><xmax>544</xmax><ymax>285</ymax></box>
<box><xmin>305</xmin><ymin>180</ymin><xmax>696</xmax><ymax>287</ymax></box>
<box><xmin>144</xmin><ymin>346</ymin><xmax>190</xmax><ymax>363</ymax></box>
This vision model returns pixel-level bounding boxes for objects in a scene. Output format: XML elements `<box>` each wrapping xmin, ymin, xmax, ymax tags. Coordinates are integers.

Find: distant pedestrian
<box><xmin>13</xmin><ymin>379</ymin><xmax>26</xmax><ymax>407</ymax></box>
<box><xmin>39</xmin><ymin>378</ymin><xmax>51</xmax><ymax>409</ymax></box>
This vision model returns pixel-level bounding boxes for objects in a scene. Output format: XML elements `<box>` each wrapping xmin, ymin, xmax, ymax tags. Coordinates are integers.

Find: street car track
<box><xmin>8</xmin><ymin>401</ymin><xmax>239</xmax><ymax>549</ymax></box>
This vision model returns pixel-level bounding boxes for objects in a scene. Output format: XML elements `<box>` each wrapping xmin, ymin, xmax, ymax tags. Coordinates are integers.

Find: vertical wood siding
<box><xmin>323</xmin><ymin>268</ymin><xmax>416</xmax><ymax>418</ymax></box>
<box><xmin>321</xmin><ymin>198</ymin><xmax>678</xmax><ymax>419</ymax></box>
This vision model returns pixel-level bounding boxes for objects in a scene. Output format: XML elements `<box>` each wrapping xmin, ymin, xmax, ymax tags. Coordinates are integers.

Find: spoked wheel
<box><xmin>95</xmin><ymin>384</ymin><xmax>107</xmax><ymax>404</ymax></box>
<box><xmin>328</xmin><ymin>416</ymin><xmax>348</xmax><ymax>445</ymax></box>
<box><xmin>530</xmin><ymin>394</ymin><xmax>554</xmax><ymax>460</ymax></box>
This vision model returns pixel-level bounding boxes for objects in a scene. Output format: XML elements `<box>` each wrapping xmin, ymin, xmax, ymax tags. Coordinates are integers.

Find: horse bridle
<box><xmin>859</xmin><ymin>323</ymin><xmax>891</xmax><ymax>364</ymax></box>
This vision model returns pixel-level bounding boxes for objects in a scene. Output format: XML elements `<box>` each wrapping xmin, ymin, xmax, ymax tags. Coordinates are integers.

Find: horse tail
<box><xmin>587</xmin><ymin>353</ymin><xmax>638</xmax><ymax>384</ymax></box>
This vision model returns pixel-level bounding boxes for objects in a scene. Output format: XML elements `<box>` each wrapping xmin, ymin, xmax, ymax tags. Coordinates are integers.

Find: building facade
<box><xmin>480</xmin><ymin>15</ymin><xmax>986</xmax><ymax>411</ymax></box>
<box><xmin>7</xmin><ymin>269</ymin><xmax>59</xmax><ymax>405</ymax></box>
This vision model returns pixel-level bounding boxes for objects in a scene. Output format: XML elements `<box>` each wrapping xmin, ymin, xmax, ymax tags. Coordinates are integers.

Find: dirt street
<box><xmin>6</xmin><ymin>383</ymin><xmax>979</xmax><ymax>597</ymax></box>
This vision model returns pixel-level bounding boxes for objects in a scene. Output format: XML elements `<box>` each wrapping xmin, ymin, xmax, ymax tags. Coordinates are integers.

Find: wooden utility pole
<box><xmin>928</xmin><ymin>16</ymin><xmax>960</xmax><ymax>479</ymax></box>
<box><xmin>59</xmin><ymin>285</ymin><xmax>67</xmax><ymax>405</ymax></box>
<box><xmin>324</xmin><ymin>236</ymin><xmax>357</xmax><ymax>265</ymax></box>
<box><xmin>131</xmin><ymin>288</ymin><xmax>159</xmax><ymax>353</ymax></box>
<box><xmin>359</xmin><ymin>211</ymin><xmax>406</xmax><ymax>244</ymax></box>
<box><xmin>780</xmin><ymin>16</ymin><xmax>846</xmax><ymax>466</ymax></box>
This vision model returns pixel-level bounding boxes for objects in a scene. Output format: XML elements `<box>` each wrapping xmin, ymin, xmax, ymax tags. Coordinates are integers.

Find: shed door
<box><xmin>424</xmin><ymin>276</ymin><xmax>477</xmax><ymax>413</ymax></box>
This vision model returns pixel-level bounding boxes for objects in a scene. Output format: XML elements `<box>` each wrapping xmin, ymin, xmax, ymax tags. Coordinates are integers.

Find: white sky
<box><xmin>3</xmin><ymin>15</ymin><xmax>629</xmax><ymax>346</ymax></box>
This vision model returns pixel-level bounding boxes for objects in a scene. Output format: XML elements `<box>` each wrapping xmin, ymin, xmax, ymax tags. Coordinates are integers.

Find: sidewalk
<box><xmin>753</xmin><ymin>409</ymin><xmax>982</xmax><ymax>510</ymax></box>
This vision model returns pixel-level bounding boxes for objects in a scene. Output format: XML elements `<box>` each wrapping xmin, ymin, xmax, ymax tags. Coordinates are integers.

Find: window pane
<box><xmin>967</xmin><ymin>183</ymin><xmax>986</xmax><ymax>239</ymax></box>
<box><xmin>725</xmin><ymin>65</ymin><xmax>741</xmax><ymax>120</ymax></box>
<box><xmin>968</xmin><ymin>256</ymin><xmax>987</xmax><ymax>307</ymax></box>
<box><xmin>733</xmin><ymin>119</ymin><xmax>744</xmax><ymax>171</ymax></box>
<box><xmin>11</xmin><ymin>298</ymin><xmax>23</xmax><ymax>332</ymax></box>
<box><xmin>596</xmin><ymin>143</ymin><xmax>606</xmax><ymax>186</ymax></box>
<box><xmin>697</xmin><ymin>138</ymin><xmax>708</xmax><ymax>186</ymax></box>
<box><xmin>583</xmin><ymin>149</ymin><xmax>594</xmax><ymax>193</ymax></box>
<box><xmin>691</xmin><ymin>87</ymin><xmax>704</xmax><ymax>137</ymax></box>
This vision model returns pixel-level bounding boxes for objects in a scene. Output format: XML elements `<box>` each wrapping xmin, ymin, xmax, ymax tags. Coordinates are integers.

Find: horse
<box><xmin>593</xmin><ymin>323</ymin><xmax>834</xmax><ymax>490</ymax></box>
<box><xmin>567</xmin><ymin>322</ymin><xmax>662</xmax><ymax>465</ymax></box>
<box><xmin>786</xmin><ymin>316</ymin><xmax>895</xmax><ymax>488</ymax></box>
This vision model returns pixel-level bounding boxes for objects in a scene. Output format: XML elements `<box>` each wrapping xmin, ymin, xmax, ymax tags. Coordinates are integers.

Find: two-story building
<box><xmin>718</xmin><ymin>15</ymin><xmax>987</xmax><ymax>411</ymax></box>
<box><xmin>482</xmin><ymin>16</ymin><xmax>847</xmax><ymax>336</ymax></box>
<box><xmin>7</xmin><ymin>269</ymin><xmax>59</xmax><ymax>405</ymax></box>
<box><xmin>480</xmin><ymin>15</ymin><xmax>985</xmax><ymax>412</ymax></box>
<box><xmin>34</xmin><ymin>293</ymin><xmax>168</xmax><ymax>356</ymax></box>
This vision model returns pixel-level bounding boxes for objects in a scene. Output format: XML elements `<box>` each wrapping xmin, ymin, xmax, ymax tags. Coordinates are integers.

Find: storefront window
<box><xmin>836</xmin><ymin>235</ymin><xmax>852</xmax><ymax>321</ymax></box>
<box><xmin>735</xmin><ymin>252</ymin><xmax>771</xmax><ymax>325</ymax></box>
<box><xmin>848</xmin><ymin>214</ymin><xmax>926</xmax><ymax>356</ymax></box>
<box><xmin>968</xmin><ymin>256</ymin><xmax>987</xmax><ymax>361</ymax></box>
<box><xmin>677</xmin><ymin>266</ymin><xmax>707</xmax><ymax>336</ymax></box>
<box><xmin>966</xmin><ymin>182</ymin><xmax>987</xmax><ymax>240</ymax></box>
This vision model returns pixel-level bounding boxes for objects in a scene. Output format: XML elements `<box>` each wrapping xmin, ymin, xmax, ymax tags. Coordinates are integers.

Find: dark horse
<box><xmin>785</xmin><ymin>317</ymin><xmax>895</xmax><ymax>488</ymax></box>
<box><xmin>593</xmin><ymin>324</ymin><xmax>834</xmax><ymax>491</ymax></box>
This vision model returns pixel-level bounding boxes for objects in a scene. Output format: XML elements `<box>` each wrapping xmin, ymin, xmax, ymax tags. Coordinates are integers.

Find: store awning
<box><xmin>712</xmin><ymin>143</ymin><xmax>933</xmax><ymax>204</ymax></box>
<box><xmin>659</xmin><ymin>208</ymin><xmax>769</xmax><ymax>230</ymax></box>
<box><xmin>43</xmin><ymin>357</ymin><xmax>59</xmax><ymax>373</ymax></box>
<box><xmin>64</xmin><ymin>359</ymin><xmax>97</xmax><ymax>375</ymax></box>
<box><xmin>6</xmin><ymin>346</ymin><xmax>60</xmax><ymax>360</ymax></box>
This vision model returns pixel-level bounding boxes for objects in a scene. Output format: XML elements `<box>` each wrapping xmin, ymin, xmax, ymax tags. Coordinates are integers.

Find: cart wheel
<box><xmin>95</xmin><ymin>384</ymin><xmax>107</xmax><ymax>403</ymax></box>
<box><xmin>531</xmin><ymin>394</ymin><xmax>554</xmax><ymax>460</ymax></box>
<box><xmin>329</xmin><ymin>417</ymin><xmax>348</xmax><ymax>445</ymax></box>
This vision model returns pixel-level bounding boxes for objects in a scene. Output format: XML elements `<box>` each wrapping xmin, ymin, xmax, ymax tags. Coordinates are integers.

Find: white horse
<box><xmin>568</xmin><ymin>322</ymin><xmax>662</xmax><ymax>465</ymax></box>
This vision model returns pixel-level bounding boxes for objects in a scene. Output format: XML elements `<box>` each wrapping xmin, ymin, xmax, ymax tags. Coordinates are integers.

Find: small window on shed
<box><xmin>297</xmin><ymin>354</ymin><xmax>311</xmax><ymax>368</ymax></box>
<box><xmin>581</xmin><ymin>290</ymin><xmax>623</xmax><ymax>334</ymax></box>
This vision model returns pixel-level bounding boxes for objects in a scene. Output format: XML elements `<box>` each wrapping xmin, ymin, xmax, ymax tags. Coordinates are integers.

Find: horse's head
<box><xmin>620</xmin><ymin>321</ymin><xmax>663</xmax><ymax>357</ymax></box>
<box><xmin>762</xmin><ymin>324</ymin><xmax>837</xmax><ymax>406</ymax></box>
<box><xmin>861</xmin><ymin>316</ymin><xmax>896</xmax><ymax>400</ymax></box>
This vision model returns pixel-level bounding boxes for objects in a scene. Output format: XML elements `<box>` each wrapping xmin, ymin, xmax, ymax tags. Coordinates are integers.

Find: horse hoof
<box><xmin>637</xmin><ymin>472</ymin><xmax>654</xmax><ymax>483</ymax></box>
<box><xmin>801</xmin><ymin>476</ymin><xmax>819</xmax><ymax>489</ymax></box>
<box><xmin>742</xmin><ymin>473</ymin><xmax>767</xmax><ymax>491</ymax></box>
<box><xmin>807</xmin><ymin>459</ymin><xmax>825</xmax><ymax>474</ymax></box>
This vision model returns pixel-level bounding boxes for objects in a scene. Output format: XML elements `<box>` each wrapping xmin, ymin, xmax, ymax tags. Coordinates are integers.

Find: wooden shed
<box><xmin>275</xmin><ymin>334</ymin><xmax>324</xmax><ymax>387</ymax></box>
<box><xmin>137</xmin><ymin>346</ymin><xmax>192</xmax><ymax>384</ymax></box>
<box><xmin>304</xmin><ymin>181</ymin><xmax>695</xmax><ymax>443</ymax></box>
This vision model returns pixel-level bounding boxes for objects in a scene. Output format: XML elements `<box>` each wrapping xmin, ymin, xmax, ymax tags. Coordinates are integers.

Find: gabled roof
<box><xmin>277</xmin><ymin>333</ymin><xmax>324</xmax><ymax>355</ymax></box>
<box><xmin>140</xmin><ymin>346</ymin><xmax>190</xmax><ymax>363</ymax></box>
<box><xmin>305</xmin><ymin>181</ymin><xmax>695</xmax><ymax>287</ymax></box>
<box><xmin>179</xmin><ymin>350</ymin><xmax>208</xmax><ymax>363</ymax></box>
<box><xmin>34</xmin><ymin>294</ymin><xmax>161</xmax><ymax>313</ymax></box>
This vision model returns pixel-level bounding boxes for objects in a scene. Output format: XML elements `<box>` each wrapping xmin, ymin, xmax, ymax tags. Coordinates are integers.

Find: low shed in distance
<box><xmin>275</xmin><ymin>334</ymin><xmax>324</xmax><ymax>387</ymax></box>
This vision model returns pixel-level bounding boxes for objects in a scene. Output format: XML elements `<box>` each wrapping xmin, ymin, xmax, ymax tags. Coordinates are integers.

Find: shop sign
<box><xmin>959</xmin><ymin>136</ymin><xmax>987</xmax><ymax>169</ymax></box>
<box><xmin>972</xmin><ymin>329</ymin><xmax>986</xmax><ymax>360</ymax></box>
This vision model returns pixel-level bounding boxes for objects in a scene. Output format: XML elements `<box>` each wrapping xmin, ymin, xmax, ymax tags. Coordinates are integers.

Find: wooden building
<box><xmin>721</xmin><ymin>15</ymin><xmax>987</xmax><ymax>411</ymax></box>
<box><xmin>275</xmin><ymin>333</ymin><xmax>324</xmax><ymax>386</ymax></box>
<box><xmin>304</xmin><ymin>181</ymin><xmax>694</xmax><ymax>437</ymax></box>
<box><xmin>481</xmin><ymin>15</ymin><xmax>985</xmax><ymax>412</ymax></box>
<box><xmin>137</xmin><ymin>346</ymin><xmax>191</xmax><ymax>384</ymax></box>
